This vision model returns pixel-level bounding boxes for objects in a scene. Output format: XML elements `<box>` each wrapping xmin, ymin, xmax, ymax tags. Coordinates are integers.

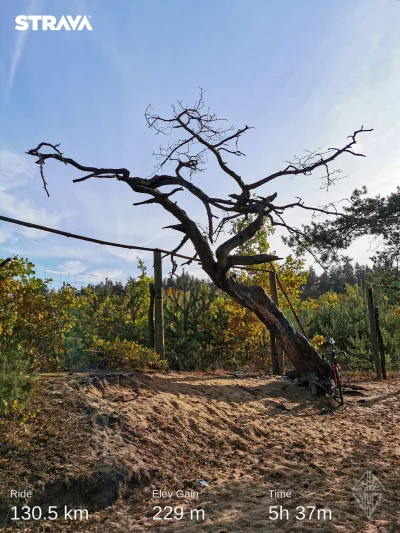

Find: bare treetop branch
<box><xmin>26</xmin><ymin>93</ymin><xmax>373</xmax><ymax>282</ymax></box>
<box><xmin>247</xmin><ymin>127</ymin><xmax>373</xmax><ymax>190</ymax></box>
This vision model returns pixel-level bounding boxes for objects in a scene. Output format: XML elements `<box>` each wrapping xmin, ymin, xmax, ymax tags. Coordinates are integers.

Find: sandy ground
<box><xmin>1</xmin><ymin>371</ymin><xmax>400</xmax><ymax>532</ymax></box>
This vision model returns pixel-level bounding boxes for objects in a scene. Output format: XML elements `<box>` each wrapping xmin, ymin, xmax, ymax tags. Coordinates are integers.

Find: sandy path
<box><xmin>1</xmin><ymin>372</ymin><xmax>399</xmax><ymax>532</ymax></box>
<box><xmin>84</xmin><ymin>373</ymin><xmax>400</xmax><ymax>532</ymax></box>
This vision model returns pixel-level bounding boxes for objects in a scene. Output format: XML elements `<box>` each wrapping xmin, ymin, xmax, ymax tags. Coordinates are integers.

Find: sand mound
<box><xmin>1</xmin><ymin>372</ymin><xmax>399</xmax><ymax>532</ymax></box>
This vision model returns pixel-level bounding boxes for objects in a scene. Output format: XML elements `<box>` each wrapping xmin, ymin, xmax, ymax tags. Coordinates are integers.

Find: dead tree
<box><xmin>26</xmin><ymin>90</ymin><xmax>373</xmax><ymax>386</ymax></box>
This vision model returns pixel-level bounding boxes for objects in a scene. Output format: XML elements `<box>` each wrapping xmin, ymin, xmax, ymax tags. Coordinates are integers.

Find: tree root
<box><xmin>286</xmin><ymin>370</ymin><xmax>335</xmax><ymax>397</ymax></box>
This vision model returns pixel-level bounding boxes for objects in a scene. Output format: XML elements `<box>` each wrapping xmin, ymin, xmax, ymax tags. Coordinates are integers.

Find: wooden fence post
<box><xmin>374</xmin><ymin>306</ymin><xmax>387</xmax><ymax>380</ymax></box>
<box><xmin>153</xmin><ymin>251</ymin><xmax>165</xmax><ymax>358</ymax></box>
<box><xmin>269</xmin><ymin>332</ymin><xmax>279</xmax><ymax>375</ymax></box>
<box><xmin>269</xmin><ymin>270</ymin><xmax>284</xmax><ymax>375</ymax></box>
<box><xmin>366</xmin><ymin>287</ymin><xmax>382</xmax><ymax>379</ymax></box>
<box><xmin>148</xmin><ymin>283</ymin><xmax>155</xmax><ymax>348</ymax></box>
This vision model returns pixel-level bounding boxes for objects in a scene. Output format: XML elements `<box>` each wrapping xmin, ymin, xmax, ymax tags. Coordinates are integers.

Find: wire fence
<box><xmin>238</xmin><ymin>350</ymin><xmax>400</xmax><ymax>375</ymax></box>
<box><xmin>33</xmin><ymin>267</ymin><xmax>128</xmax><ymax>291</ymax></box>
<box><xmin>339</xmin><ymin>352</ymin><xmax>400</xmax><ymax>373</ymax></box>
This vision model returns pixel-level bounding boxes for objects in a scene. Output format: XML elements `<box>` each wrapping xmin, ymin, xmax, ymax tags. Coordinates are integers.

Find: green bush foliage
<box><xmin>0</xmin><ymin>344</ymin><xmax>33</xmax><ymax>417</ymax></box>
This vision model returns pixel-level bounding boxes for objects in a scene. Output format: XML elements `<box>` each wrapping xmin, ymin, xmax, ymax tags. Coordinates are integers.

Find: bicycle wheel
<box><xmin>333</xmin><ymin>366</ymin><xmax>344</xmax><ymax>406</ymax></box>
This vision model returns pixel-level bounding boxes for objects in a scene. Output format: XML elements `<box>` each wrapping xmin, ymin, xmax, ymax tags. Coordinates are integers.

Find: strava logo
<box><xmin>15</xmin><ymin>15</ymin><xmax>93</xmax><ymax>31</ymax></box>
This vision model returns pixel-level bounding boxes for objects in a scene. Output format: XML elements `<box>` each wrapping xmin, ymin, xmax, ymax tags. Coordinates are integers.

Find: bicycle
<box><xmin>321</xmin><ymin>337</ymin><xmax>347</xmax><ymax>406</ymax></box>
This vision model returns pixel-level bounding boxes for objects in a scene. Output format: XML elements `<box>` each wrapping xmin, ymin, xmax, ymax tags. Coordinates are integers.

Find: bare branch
<box><xmin>272</xmin><ymin>215</ymin><xmax>329</xmax><ymax>271</ymax></box>
<box><xmin>180</xmin><ymin>253</ymin><xmax>199</xmax><ymax>267</ymax></box>
<box><xmin>133</xmin><ymin>198</ymin><xmax>157</xmax><ymax>206</ymax></box>
<box><xmin>272</xmin><ymin>197</ymin><xmax>340</xmax><ymax>216</ymax></box>
<box><xmin>248</xmin><ymin>127</ymin><xmax>373</xmax><ymax>190</ymax></box>
<box><xmin>228</xmin><ymin>254</ymin><xmax>281</xmax><ymax>267</ymax></box>
<box><xmin>216</xmin><ymin>211</ymin><xmax>267</xmax><ymax>267</ymax></box>
<box><xmin>163</xmin><ymin>223</ymin><xmax>186</xmax><ymax>233</ymax></box>
<box><xmin>133</xmin><ymin>186</ymin><xmax>184</xmax><ymax>205</ymax></box>
<box><xmin>0</xmin><ymin>258</ymin><xmax>12</xmax><ymax>269</ymax></box>
<box><xmin>26</xmin><ymin>97</ymin><xmax>372</xmax><ymax>288</ymax></box>
<box><xmin>37</xmin><ymin>154</ymin><xmax>50</xmax><ymax>197</ymax></box>
<box><xmin>73</xmin><ymin>173</ymin><xmax>119</xmax><ymax>183</ymax></box>
<box><xmin>27</xmin><ymin>143</ymin><xmax>130</xmax><ymax>181</ymax></box>
<box><xmin>162</xmin><ymin>235</ymin><xmax>190</xmax><ymax>260</ymax></box>
<box><xmin>146</xmin><ymin>90</ymin><xmax>250</xmax><ymax>192</ymax></box>
<box><xmin>214</xmin><ymin>213</ymin><xmax>242</xmax><ymax>241</ymax></box>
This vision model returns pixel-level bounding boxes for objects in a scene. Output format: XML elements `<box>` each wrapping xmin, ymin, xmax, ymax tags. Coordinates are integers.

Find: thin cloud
<box><xmin>0</xmin><ymin>189</ymin><xmax>65</xmax><ymax>237</ymax></box>
<box><xmin>58</xmin><ymin>260</ymin><xmax>87</xmax><ymax>273</ymax></box>
<box><xmin>0</xmin><ymin>150</ymin><xmax>68</xmax><ymax>241</ymax></box>
<box><xmin>9</xmin><ymin>32</ymin><xmax>27</xmax><ymax>95</ymax></box>
<box><xmin>8</xmin><ymin>0</ymin><xmax>42</xmax><ymax>96</ymax></box>
<box><xmin>0</xmin><ymin>150</ymin><xmax>35</xmax><ymax>187</ymax></box>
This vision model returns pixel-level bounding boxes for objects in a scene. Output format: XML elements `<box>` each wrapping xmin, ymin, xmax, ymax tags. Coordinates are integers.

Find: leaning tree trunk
<box><xmin>217</xmin><ymin>274</ymin><xmax>331</xmax><ymax>381</ymax></box>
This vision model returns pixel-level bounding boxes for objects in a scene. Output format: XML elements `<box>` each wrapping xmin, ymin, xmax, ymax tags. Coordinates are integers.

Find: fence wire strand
<box><xmin>34</xmin><ymin>267</ymin><xmax>128</xmax><ymax>290</ymax></box>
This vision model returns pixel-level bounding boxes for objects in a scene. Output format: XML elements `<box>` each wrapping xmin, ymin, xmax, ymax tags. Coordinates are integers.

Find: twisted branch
<box><xmin>26</xmin><ymin>92</ymin><xmax>372</xmax><ymax>275</ymax></box>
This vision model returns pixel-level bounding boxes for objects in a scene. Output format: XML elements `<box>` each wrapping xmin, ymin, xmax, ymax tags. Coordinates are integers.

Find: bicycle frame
<box><xmin>321</xmin><ymin>348</ymin><xmax>346</xmax><ymax>405</ymax></box>
<box><xmin>332</xmin><ymin>357</ymin><xmax>341</xmax><ymax>387</ymax></box>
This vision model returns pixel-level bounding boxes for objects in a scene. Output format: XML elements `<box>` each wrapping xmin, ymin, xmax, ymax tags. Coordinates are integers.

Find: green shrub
<box><xmin>0</xmin><ymin>344</ymin><xmax>33</xmax><ymax>417</ymax></box>
<box><xmin>86</xmin><ymin>337</ymin><xmax>168</xmax><ymax>371</ymax></box>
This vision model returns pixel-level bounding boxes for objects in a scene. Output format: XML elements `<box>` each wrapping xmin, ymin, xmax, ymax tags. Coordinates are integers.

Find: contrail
<box><xmin>8</xmin><ymin>0</ymin><xmax>42</xmax><ymax>95</ymax></box>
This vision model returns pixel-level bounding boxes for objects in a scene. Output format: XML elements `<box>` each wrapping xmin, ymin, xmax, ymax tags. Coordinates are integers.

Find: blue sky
<box><xmin>1</xmin><ymin>0</ymin><xmax>400</xmax><ymax>284</ymax></box>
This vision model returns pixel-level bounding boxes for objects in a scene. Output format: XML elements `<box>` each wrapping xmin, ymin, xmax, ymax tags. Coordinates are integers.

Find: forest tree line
<box><xmin>1</xmin><ymin>249</ymin><xmax>400</xmax><ymax>416</ymax></box>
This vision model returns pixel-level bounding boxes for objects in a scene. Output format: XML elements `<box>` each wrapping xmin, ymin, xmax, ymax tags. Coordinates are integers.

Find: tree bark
<box><xmin>270</xmin><ymin>332</ymin><xmax>280</xmax><ymax>375</ymax></box>
<box><xmin>189</xmin><ymin>231</ymin><xmax>330</xmax><ymax>382</ymax></box>
<box><xmin>269</xmin><ymin>270</ymin><xmax>285</xmax><ymax>375</ymax></box>
<box><xmin>367</xmin><ymin>286</ymin><xmax>382</xmax><ymax>379</ymax></box>
<box><xmin>217</xmin><ymin>275</ymin><xmax>330</xmax><ymax>379</ymax></box>
<box><xmin>228</xmin><ymin>254</ymin><xmax>280</xmax><ymax>267</ymax></box>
